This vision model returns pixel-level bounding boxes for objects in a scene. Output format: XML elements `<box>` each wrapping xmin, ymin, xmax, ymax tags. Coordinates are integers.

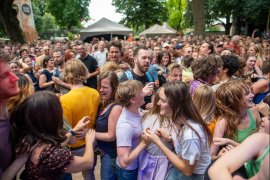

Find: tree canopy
<box><xmin>112</xmin><ymin>0</ymin><xmax>168</xmax><ymax>31</ymax></box>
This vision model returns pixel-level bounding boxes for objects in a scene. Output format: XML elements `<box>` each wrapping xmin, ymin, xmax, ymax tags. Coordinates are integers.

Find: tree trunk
<box><xmin>192</xmin><ymin>0</ymin><xmax>205</xmax><ymax>35</ymax></box>
<box><xmin>224</xmin><ymin>15</ymin><xmax>232</xmax><ymax>35</ymax></box>
<box><xmin>0</xmin><ymin>0</ymin><xmax>25</xmax><ymax>43</ymax></box>
<box><xmin>231</xmin><ymin>15</ymin><xmax>241</xmax><ymax>35</ymax></box>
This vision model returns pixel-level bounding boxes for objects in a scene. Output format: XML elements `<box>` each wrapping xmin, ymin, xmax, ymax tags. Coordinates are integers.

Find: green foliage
<box><xmin>47</xmin><ymin>0</ymin><xmax>90</xmax><ymax>29</ymax></box>
<box><xmin>166</xmin><ymin>0</ymin><xmax>188</xmax><ymax>31</ymax></box>
<box><xmin>112</xmin><ymin>0</ymin><xmax>168</xmax><ymax>31</ymax></box>
<box><xmin>67</xmin><ymin>31</ymin><xmax>75</xmax><ymax>40</ymax></box>
<box><xmin>40</xmin><ymin>13</ymin><xmax>59</xmax><ymax>32</ymax></box>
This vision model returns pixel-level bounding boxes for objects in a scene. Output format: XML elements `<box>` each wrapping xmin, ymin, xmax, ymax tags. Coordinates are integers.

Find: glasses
<box><xmin>44</xmin><ymin>49</ymin><xmax>50</xmax><ymax>52</ymax></box>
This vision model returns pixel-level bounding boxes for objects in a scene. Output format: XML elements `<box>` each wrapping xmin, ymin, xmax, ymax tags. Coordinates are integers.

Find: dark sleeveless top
<box><xmin>96</xmin><ymin>103</ymin><xmax>119</xmax><ymax>158</ymax></box>
<box><xmin>26</xmin><ymin>70</ymin><xmax>40</xmax><ymax>91</ymax></box>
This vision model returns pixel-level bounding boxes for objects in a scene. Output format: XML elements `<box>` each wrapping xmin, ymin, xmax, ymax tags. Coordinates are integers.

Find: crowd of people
<box><xmin>0</xmin><ymin>33</ymin><xmax>269</xmax><ymax>180</ymax></box>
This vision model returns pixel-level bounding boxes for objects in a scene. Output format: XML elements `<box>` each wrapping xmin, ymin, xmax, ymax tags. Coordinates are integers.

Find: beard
<box><xmin>136</xmin><ymin>62</ymin><xmax>149</xmax><ymax>73</ymax></box>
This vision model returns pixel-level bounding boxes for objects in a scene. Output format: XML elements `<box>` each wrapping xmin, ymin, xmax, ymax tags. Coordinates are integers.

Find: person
<box><xmin>93</xmin><ymin>41</ymin><xmax>107</xmax><ymax>68</ymax></box>
<box><xmin>8</xmin><ymin>61</ymin><xmax>20</xmax><ymax>74</ymax></box>
<box><xmin>224</xmin><ymin>35</ymin><xmax>241</xmax><ymax>55</ymax></box>
<box><xmin>8</xmin><ymin>91</ymin><xmax>96</xmax><ymax>180</ymax></box>
<box><xmin>211</xmin><ymin>80</ymin><xmax>261</xmax><ymax>159</ymax></box>
<box><xmin>21</xmin><ymin>57</ymin><xmax>40</xmax><ymax>91</ymax></box>
<box><xmin>77</xmin><ymin>44</ymin><xmax>100</xmax><ymax>89</ymax></box>
<box><xmin>208</xmin><ymin>133</ymin><xmax>269</xmax><ymax>180</ymax></box>
<box><xmin>39</xmin><ymin>56</ymin><xmax>55</xmax><ymax>91</ymax></box>
<box><xmin>138</xmin><ymin>89</ymin><xmax>174</xmax><ymax>180</ymax></box>
<box><xmin>190</xmin><ymin>55</ymin><xmax>223</xmax><ymax>95</ymax></box>
<box><xmin>211</xmin><ymin>55</ymin><xmax>241</xmax><ymax>91</ymax></box>
<box><xmin>154</xmin><ymin>51</ymin><xmax>171</xmax><ymax>87</ymax></box>
<box><xmin>0</xmin><ymin>50</ymin><xmax>20</xmax><ymax>177</ymax></box>
<box><xmin>244</xmin><ymin>56</ymin><xmax>262</xmax><ymax>82</ymax></box>
<box><xmin>166</xmin><ymin>63</ymin><xmax>182</xmax><ymax>82</ymax></box>
<box><xmin>115</xmin><ymin>80</ymin><xmax>151</xmax><ymax>180</ymax></box>
<box><xmin>252</xmin><ymin>60</ymin><xmax>270</xmax><ymax>104</ymax></box>
<box><xmin>107</xmin><ymin>41</ymin><xmax>122</xmax><ymax>64</ymax></box>
<box><xmin>95</xmin><ymin>71</ymin><xmax>122</xmax><ymax>180</ymax></box>
<box><xmin>192</xmin><ymin>85</ymin><xmax>216</xmax><ymax>134</ymax></box>
<box><xmin>143</xmin><ymin>82</ymin><xmax>212</xmax><ymax>179</ymax></box>
<box><xmin>120</xmin><ymin>46</ymin><xmax>154</xmax><ymax>109</ymax></box>
<box><xmin>7</xmin><ymin>73</ymin><xmax>34</xmax><ymax>113</ymax></box>
<box><xmin>52</xmin><ymin>50</ymin><xmax>71</xmax><ymax>94</ymax></box>
<box><xmin>181</xmin><ymin>56</ymin><xmax>194</xmax><ymax>85</ymax></box>
<box><xmin>60</xmin><ymin>60</ymin><xmax>100</xmax><ymax>180</ymax></box>
<box><xmin>199</xmin><ymin>42</ymin><xmax>214</xmax><ymax>56</ymax></box>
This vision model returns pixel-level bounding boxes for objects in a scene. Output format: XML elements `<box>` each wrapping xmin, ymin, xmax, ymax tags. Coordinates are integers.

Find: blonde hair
<box><xmin>215</xmin><ymin>79</ymin><xmax>251</xmax><ymax>139</ymax></box>
<box><xmin>64</xmin><ymin>59</ymin><xmax>88</xmax><ymax>84</ymax></box>
<box><xmin>115</xmin><ymin>80</ymin><xmax>143</xmax><ymax>107</ymax></box>
<box><xmin>192</xmin><ymin>85</ymin><xmax>215</xmax><ymax>124</ymax></box>
<box><xmin>8</xmin><ymin>73</ymin><xmax>34</xmax><ymax>112</ymax></box>
<box><xmin>100</xmin><ymin>61</ymin><xmax>119</xmax><ymax>73</ymax></box>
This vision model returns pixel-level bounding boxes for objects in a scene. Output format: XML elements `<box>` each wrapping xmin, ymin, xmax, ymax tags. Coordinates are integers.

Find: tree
<box><xmin>46</xmin><ymin>0</ymin><xmax>90</xmax><ymax>29</ymax></box>
<box><xmin>0</xmin><ymin>0</ymin><xmax>25</xmax><ymax>43</ymax></box>
<box><xmin>112</xmin><ymin>0</ymin><xmax>168</xmax><ymax>31</ymax></box>
<box><xmin>191</xmin><ymin>0</ymin><xmax>205</xmax><ymax>35</ymax></box>
<box><xmin>206</xmin><ymin>0</ymin><xmax>270</xmax><ymax>35</ymax></box>
<box><xmin>166</xmin><ymin>0</ymin><xmax>188</xmax><ymax>32</ymax></box>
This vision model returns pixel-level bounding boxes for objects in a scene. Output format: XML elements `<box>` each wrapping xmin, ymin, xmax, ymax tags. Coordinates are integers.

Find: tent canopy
<box><xmin>139</xmin><ymin>24</ymin><xmax>177</xmax><ymax>37</ymax></box>
<box><xmin>80</xmin><ymin>17</ymin><xmax>132</xmax><ymax>41</ymax></box>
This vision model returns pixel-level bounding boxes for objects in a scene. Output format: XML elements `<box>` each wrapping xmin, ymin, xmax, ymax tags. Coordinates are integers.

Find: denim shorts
<box><xmin>115</xmin><ymin>164</ymin><xmax>138</xmax><ymax>180</ymax></box>
<box><xmin>166</xmin><ymin>167</ymin><xmax>204</xmax><ymax>180</ymax></box>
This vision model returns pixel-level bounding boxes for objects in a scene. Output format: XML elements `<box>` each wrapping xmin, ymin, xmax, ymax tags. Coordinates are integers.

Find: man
<box><xmin>3</xmin><ymin>45</ymin><xmax>12</xmax><ymax>55</ymax></box>
<box><xmin>77</xmin><ymin>44</ymin><xmax>100</xmax><ymax>89</ymax></box>
<box><xmin>55</xmin><ymin>41</ymin><xmax>62</xmax><ymax>50</ymax></box>
<box><xmin>120</xmin><ymin>46</ymin><xmax>154</xmax><ymax>109</ymax></box>
<box><xmin>93</xmin><ymin>41</ymin><xmax>107</xmax><ymax>68</ymax></box>
<box><xmin>0</xmin><ymin>50</ymin><xmax>19</xmax><ymax>177</ymax></box>
<box><xmin>107</xmin><ymin>41</ymin><xmax>122</xmax><ymax>64</ymax></box>
<box><xmin>224</xmin><ymin>35</ymin><xmax>241</xmax><ymax>55</ymax></box>
<box><xmin>199</xmin><ymin>42</ymin><xmax>215</xmax><ymax>56</ymax></box>
<box><xmin>52</xmin><ymin>50</ymin><xmax>71</xmax><ymax>94</ymax></box>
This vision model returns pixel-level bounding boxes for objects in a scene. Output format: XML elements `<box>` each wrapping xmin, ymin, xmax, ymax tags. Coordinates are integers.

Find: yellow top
<box><xmin>61</xmin><ymin>86</ymin><xmax>100</xmax><ymax>148</ymax></box>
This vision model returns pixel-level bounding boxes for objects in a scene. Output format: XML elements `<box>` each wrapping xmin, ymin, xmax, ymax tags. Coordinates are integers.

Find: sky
<box><xmin>88</xmin><ymin>0</ymin><xmax>123</xmax><ymax>25</ymax></box>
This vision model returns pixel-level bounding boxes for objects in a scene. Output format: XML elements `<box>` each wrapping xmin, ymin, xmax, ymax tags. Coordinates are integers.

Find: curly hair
<box><xmin>215</xmin><ymin>79</ymin><xmax>251</xmax><ymax>139</ymax></box>
<box><xmin>191</xmin><ymin>55</ymin><xmax>223</xmax><ymax>81</ymax></box>
<box><xmin>221</xmin><ymin>55</ymin><xmax>241</xmax><ymax>77</ymax></box>
<box><xmin>64</xmin><ymin>59</ymin><xmax>88</xmax><ymax>84</ymax></box>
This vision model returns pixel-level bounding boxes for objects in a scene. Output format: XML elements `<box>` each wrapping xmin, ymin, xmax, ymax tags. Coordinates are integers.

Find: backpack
<box><xmin>124</xmin><ymin>70</ymin><xmax>153</xmax><ymax>82</ymax></box>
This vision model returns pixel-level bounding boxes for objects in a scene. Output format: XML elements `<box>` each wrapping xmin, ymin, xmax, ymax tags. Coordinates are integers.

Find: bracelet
<box><xmin>68</xmin><ymin>129</ymin><xmax>76</xmax><ymax>136</ymax></box>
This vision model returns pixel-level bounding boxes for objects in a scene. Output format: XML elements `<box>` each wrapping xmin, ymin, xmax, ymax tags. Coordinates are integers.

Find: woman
<box><xmin>244</xmin><ymin>56</ymin><xmax>262</xmax><ymax>82</ymax></box>
<box><xmin>247</xmin><ymin>45</ymin><xmax>265</xmax><ymax>69</ymax></box>
<box><xmin>9</xmin><ymin>91</ymin><xmax>95</xmax><ymax>180</ymax></box>
<box><xmin>39</xmin><ymin>56</ymin><xmax>55</xmax><ymax>91</ymax></box>
<box><xmin>144</xmin><ymin>82</ymin><xmax>212</xmax><ymax>179</ymax></box>
<box><xmin>9</xmin><ymin>61</ymin><xmax>20</xmax><ymax>74</ymax></box>
<box><xmin>192</xmin><ymin>85</ymin><xmax>216</xmax><ymax>135</ymax></box>
<box><xmin>211</xmin><ymin>80</ymin><xmax>261</xmax><ymax>158</ymax></box>
<box><xmin>8</xmin><ymin>73</ymin><xmax>34</xmax><ymax>113</ymax></box>
<box><xmin>154</xmin><ymin>51</ymin><xmax>171</xmax><ymax>87</ymax></box>
<box><xmin>138</xmin><ymin>89</ymin><xmax>174</xmax><ymax>180</ymax></box>
<box><xmin>95</xmin><ymin>71</ymin><xmax>122</xmax><ymax>180</ymax></box>
<box><xmin>22</xmin><ymin>57</ymin><xmax>40</xmax><ymax>91</ymax></box>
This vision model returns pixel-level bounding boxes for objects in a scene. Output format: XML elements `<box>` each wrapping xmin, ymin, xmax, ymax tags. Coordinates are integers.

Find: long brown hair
<box><xmin>163</xmin><ymin>82</ymin><xmax>212</xmax><ymax>144</ymax></box>
<box><xmin>10</xmin><ymin>91</ymin><xmax>66</xmax><ymax>154</ymax></box>
<box><xmin>215</xmin><ymin>79</ymin><xmax>251</xmax><ymax>139</ymax></box>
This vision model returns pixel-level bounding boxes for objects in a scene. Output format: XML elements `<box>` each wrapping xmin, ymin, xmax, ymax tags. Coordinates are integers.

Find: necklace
<box><xmin>240</xmin><ymin>111</ymin><xmax>248</xmax><ymax>119</ymax></box>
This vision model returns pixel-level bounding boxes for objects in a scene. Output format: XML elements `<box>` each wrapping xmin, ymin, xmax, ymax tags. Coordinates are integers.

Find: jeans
<box><xmin>115</xmin><ymin>164</ymin><xmax>138</xmax><ymax>180</ymax></box>
<box><xmin>100</xmin><ymin>154</ymin><xmax>117</xmax><ymax>180</ymax></box>
<box><xmin>166</xmin><ymin>167</ymin><xmax>204</xmax><ymax>180</ymax></box>
<box><xmin>72</xmin><ymin>147</ymin><xmax>97</xmax><ymax>180</ymax></box>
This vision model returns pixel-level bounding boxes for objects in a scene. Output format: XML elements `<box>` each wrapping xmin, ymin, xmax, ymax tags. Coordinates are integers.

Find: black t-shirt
<box><xmin>120</xmin><ymin>70</ymin><xmax>152</xmax><ymax>109</ymax></box>
<box><xmin>80</xmin><ymin>54</ymin><xmax>98</xmax><ymax>89</ymax></box>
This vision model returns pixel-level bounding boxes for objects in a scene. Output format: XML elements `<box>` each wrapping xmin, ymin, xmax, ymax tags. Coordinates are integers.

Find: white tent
<box><xmin>80</xmin><ymin>18</ymin><xmax>132</xmax><ymax>41</ymax></box>
<box><xmin>139</xmin><ymin>24</ymin><xmax>177</xmax><ymax>37</ymax></box>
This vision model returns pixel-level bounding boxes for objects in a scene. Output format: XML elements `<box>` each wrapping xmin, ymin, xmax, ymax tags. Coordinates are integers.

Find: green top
<box><xmin>234</xmin><ymin>109</ymin><xmax>257</xmax><ymax>143</ymax></box>
<box><xmin>245</xmin><ymin>145</ymin><xmax>270</xmax><ymax>178</ymax></box>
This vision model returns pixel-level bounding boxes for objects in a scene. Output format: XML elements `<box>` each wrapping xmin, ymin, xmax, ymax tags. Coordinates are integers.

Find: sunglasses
<box><xmin>44</xmin><ymin>49</ymin><xmax>50</xmax><ymax>52</ymax></box>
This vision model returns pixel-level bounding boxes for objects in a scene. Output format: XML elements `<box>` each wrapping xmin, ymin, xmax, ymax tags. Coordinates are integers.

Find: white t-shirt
<box><xmin>93</xmin><ymin>50</ymin><xmax>107</xmax><ymax>68</ymax></box>
<box><xmin>116</xmin><ymin>108</ymin><xmax>143</xmax><ymax>170</ymax></box>
<box><xmin>172</xmin><ymin>120</ymin><xmax>211</xmax><ymax>174</ymax></box>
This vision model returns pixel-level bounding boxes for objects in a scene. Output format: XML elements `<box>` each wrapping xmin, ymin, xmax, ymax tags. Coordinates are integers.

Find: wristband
<box><xmin>68</xmin><ymin>129</ymin><xmax>76</xmax><ymax>136</ymax></box>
